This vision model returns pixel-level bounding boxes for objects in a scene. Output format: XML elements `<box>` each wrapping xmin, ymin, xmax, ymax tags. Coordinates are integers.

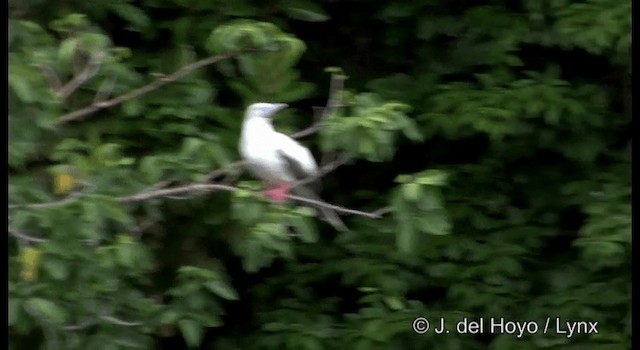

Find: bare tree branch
<box><xmin>287</xmin><ymin>194</ymin><xmax>384</xmax><ymax>218</ymax></box>
<box><xmin>118</xmin><ymin>183</ymin><xmax>236</xmax><ymax>203</ymax></box>
<box><xmin>7</xmin><ymin>153</ymin><xmax>379</xmax><ymax>221</ymax></box>
<box><xmin>8</xmin><ymin>228</ymin><xmax>48</xmax><ymax>243</ymax></box>
<box><xmin>62</xmin><ymin>315</ymin><xmax>142</xmax><ymax>330</ymax></box>
<box><xmin>38</xmin><ymin>65</ymin><xmax>63</xmax><ymax>91</ymax></box>
<box><xmin>290</xmin><ymin>73</ymin><xmax>346</xmax><ymax>139</ymax></box>
<box><xmin>54</xmin><ymin>52</ymin><xmax>242</xmax><ymax>127</ymax></box>
<box><xmin>8</xmin><ymin>192</ymin><xmax>82</xmax><ymax>210</ymax></box>
<box><xmin>118</xmin><ymin>182</ymin><xmax>386</xmax><ymax>218</ymax></box>
<box><xmin>200</xmin><ymin>160</ymin><xmax>246</xmax><ymax>183</ymax></box>
<box><xmin>370</xmin><ymin>206</ymin><xmax>392</xmax><ymax>217</ymax></box>
<box><xmin>100</xmin><ymin>315</ymin><xmax>142</xmax><ymax>327</ymax></box>
<box><xmin>57</xmin><ymin>53</ymin><xmax>103</xmax><ymax>100</ymax></box>
<box><xmin>292</xmin><ymin>154</ymin><xmax>349</xmax><ymax>189</ymax></box>
<box><xmin>63</xmin><ymin>320</ymin><xmax>97</xmax><ymax>331</ymax></box>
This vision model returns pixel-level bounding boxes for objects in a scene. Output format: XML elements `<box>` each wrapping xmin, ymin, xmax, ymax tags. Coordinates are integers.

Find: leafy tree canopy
<box><xmin>9</xmin><ymin>0</ymin><xmax>630</xmax><ymax>349</ymax></box>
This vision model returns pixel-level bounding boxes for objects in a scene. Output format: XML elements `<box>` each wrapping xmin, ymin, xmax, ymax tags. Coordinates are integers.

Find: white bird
<box><xmin>239</xmin><ymin>102</ymin><xmax>348</xmax><ymax>231</ymax></box>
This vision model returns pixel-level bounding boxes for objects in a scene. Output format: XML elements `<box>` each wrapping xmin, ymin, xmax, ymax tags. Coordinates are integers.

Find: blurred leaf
<box><xmin>111</xmin><ymin>3</ymin><xmax>150</xmax><ymax>29</ymax></box>
<box><xmin>26</xmin><ymin>298</ymin><xmax>67</xmax><ymax>324</ymax></box>
<box><xmin>283</xmin><ymin>0</ymin><xmax>330</xmax><ymax>22</ymax></box>
<box><xmin>205</xmin><ymin>281</ymin><xmax>239</xmax><ymax>301</ymax></box>
<box><xmin>43</xmin><ymin>258</ymin><xmax>69</xmax><ymax>280</ymax></box>
<box><xmin>178</xmin><ymin>319</ymin><xmax>203</xmax><ymax>348</ymax></box>
<box><xmin>58</xmin><ymin>38</ymin><xmax>78</xmax><ymax>64</ymax></box>
<box><xmin>290</xmin><ymin>214</ymin><xmax>319</xmax><ymax>243</ymax></box>
<box><xmin>8</xmin><ymin>298</ymin><xmax>20</xmax><ymax>326</ymax></box>
<box><xmin>420</xmin><ymin>211</ymin><xmax>451</xmax><ymax>236</ymax></box>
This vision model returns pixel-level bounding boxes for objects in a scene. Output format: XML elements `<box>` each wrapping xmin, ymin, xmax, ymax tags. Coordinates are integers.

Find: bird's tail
<box><xmin>291</xmin><ymin>186</ymin><xmax>349</xmax><ymax>232</ymax></box>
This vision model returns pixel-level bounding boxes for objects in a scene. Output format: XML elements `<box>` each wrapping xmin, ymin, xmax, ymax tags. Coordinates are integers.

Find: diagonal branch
<box><xmin>290</xmin><ymin>72</ymin><xmax>346</xmax><ymax>139</ymax></box>
<box><xmin>291</xmin><ymin>154</ymin><xmax>349</xmax><ymax>190</ymax></box>
<box><xmin>118</xmin><ymin>183</ymin><xmax>236</xmax><ymax>203</ymax></box>
<box><xmin>54</xmin><ymin>51</ymin><xmax>247</xmax><ymax>127</ymax></box>
<box><xmin>288</xmin><ymin>194</ymin><xmax>383</xmax><ymax>218</ymax></box>
<box><xmin>200</xmin><ymin>160</ymin><xmax>246</xmax><ymax>183</ymax></box>
<box><xmin>8</xmin><ymin>228</ymin><xmax>48</xmax><ymax>243</ymax></box>
<box><xmin>100</xmin><ymin>315</ymin><xmax>142</xmax><ymax>327</ymax></box>
<box><xmin>63</xmin><ymin>320</ymin><xmax>97</xmax><ymax>331</ymax></box>
<box><xmin>8</xmin><ymin>192</ymin><xmax>83</xmax><ymax>210</ymax></box>
<box><xmin>38</xmin><ymin>65</ymin><xmax>63</xmax><ymax>91</ymax></box>
<box><xmin>57</xmin><ymin>53</ymin><xmax>103</xmax><ymax>101</ymax></box>
<box><xmin>62</xmin><ymin>315</ymin><xmax>142</xmax><ymax>331</ymax></box>
<box><xmin>119</xmin><ymin>182</ymin><xmax>386</xmax><ymax>218</ymax></box>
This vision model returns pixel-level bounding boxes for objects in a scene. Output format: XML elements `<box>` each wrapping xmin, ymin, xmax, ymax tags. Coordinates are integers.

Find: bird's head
<box><xmin>245</xmin><ymin>102</ymin><xmax>288</xmax><ymax>120</ymax></box>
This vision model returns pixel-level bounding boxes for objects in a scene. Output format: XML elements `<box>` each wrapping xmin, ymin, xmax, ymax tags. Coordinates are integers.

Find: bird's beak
<box><xmin>267</xmin><ymin>103</ymin><xmax>288</xmax><ymax>118</ymax></box>
<box><xmin>274</xmin><ymin>103</ymin><xmax>288</xmax><ymax>112</ymax></box>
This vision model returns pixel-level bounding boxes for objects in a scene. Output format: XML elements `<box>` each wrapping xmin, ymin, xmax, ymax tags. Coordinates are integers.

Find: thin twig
<box><xmin>118</xmin><ymin>183</ymin><xmax>237</xmax><ymax>203</ymax></box>
<box><xmin>54</xmin><ymin>51</ymin><xmax>244</xmax><ymax>127</ymax></box>
<box><xmin>8</xmin><ymin>156</ymin><xmax>360</xmax><ymax>218</ymax></box>
<box><xmin>144</xmin><ymin>179</ymin><xmax>174</xmax><ymax>191</ymax></box>
<box><xmin>8</xmin><ymin>228</ymin><xmax>48</xmax><ymax>243</ymax></box>
<box><xmin>370</xmin><ymin>206</ymin><xmax>392</xmax><ymax>217</ymax></box>
<box><xmin>63</xmin><ymin>320</ymin><xmax>97</xmax><ymax>331</ymax></box>
<box><xmin>287</xmin><ymin>194</ymin><xmax>383</xmax><ymax>218</ymax></box>
<box><xmin>57</xmin><ymin>53</ymin><xmax>103</xmax><ymax>100</ymax></box>
<box><xmin>63</xmin><ymin>315</ymin><xmax>142</xmax><ymax>330</ymax></box>
<box><xmin>290</xmin><ymin>73</ymin><xmax>346</xmax><ymax>139</ymax></box>
<box><xmin>200</xmin><ymin>160</ymin><xmax>246</xmax><ymax>183</ymax></box>
<box><xmin>291</xmin><ymin>154</ymin><xmax>349</xmax><ymax>189</ymax></box>
<box><xmin>38</xmin><ymin>65</ymin><xmax>62</xmax><ymax>91</ymax></box>
<box><xmin>100</xmin><ymin>315</ymin><xmax>142</xmax><ymax>327</ymax></box>
<box><xmin>8</xmin><ymin>194</ymin><xmax>80</xmax><ymax>210</ymax></box>
<box><xmin>119</xmin><ymin>182</ymin><xmax>383</xmax><ymax>218</ymax></box>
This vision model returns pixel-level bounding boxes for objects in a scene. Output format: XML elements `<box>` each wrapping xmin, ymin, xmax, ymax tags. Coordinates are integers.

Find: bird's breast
<box><xmin>240</xmin><ymin>138</ymin><xmax>293</xmax><ymax>185</ymax></box>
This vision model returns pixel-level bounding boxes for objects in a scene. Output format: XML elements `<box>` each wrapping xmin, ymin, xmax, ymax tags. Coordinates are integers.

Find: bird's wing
<box><xmin>272</xmin><ymin>133</ymin><xmax>347</xmax><ymax>232</ymax></box>
<box><xmin>273</xmin><ymin>132</ymin><xmax>321</xmax><ymax>191</ymax></box>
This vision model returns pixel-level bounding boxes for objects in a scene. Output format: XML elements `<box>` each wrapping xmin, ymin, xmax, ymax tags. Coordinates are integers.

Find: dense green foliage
<box><xmin>9</xmin><ymin>0</ymin><xmax>630</xmax><ymax>349</ymax></box>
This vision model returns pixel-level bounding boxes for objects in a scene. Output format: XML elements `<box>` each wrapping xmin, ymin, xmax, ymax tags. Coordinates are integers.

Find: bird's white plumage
<box><xmin>238</xmin><ymin>102</ymin><xmax>348</xmax><ymax>231</ymax></box>
<box><xmin>239</xmin><ymin>103</ymin><xmax>319</xmax><ymax>186</ymax></box>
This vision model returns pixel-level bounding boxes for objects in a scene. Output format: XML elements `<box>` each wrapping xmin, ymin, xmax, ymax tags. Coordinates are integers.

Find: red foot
<box><xmin>263</xmin><ymin>184</ymin><xmax>292</xmax><ymax>203</ymax></box>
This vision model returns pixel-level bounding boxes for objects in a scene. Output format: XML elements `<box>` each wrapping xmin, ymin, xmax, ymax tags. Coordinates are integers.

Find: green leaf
<box><xmin>402</xmin><ymin>183</ymin><xmax>421</xmax><ymax>201</ymax></box>
<box><xmin>122</xmin><ymin>100</ymin><xmax>143</xmax><ymax>117</ymax></box>
<box><xmin>178</xmin><ymin>319</ymin><xmax>203</xmax><ymax>348</ymax></box>
<box><xmin>117</xmin><ymin>241</ymin><xmax>136</xmax><ymax>268</ymax></box>
<box><xmin>383</xmin><ymin>296</ymin><xmax>404</xmax><ymax>310</ymax></box>
<box><xmin>9</xmin><ymin>298</ymin><xmax>20</xmax><ymax>326</ymax></box>
<box><xmin>139</xmin><ymin>157</ymin><xmax>163</xmax><ymax>183</ymax></box>
<box><xmin>8</xmin><ymin>68</ymin><xmax>36</xmax><ymax>103</ymax></box>
<box><xmin>415</xmin><ymin>170</ymin><xmax>449</xmax><ymax>186</ymax></box>
<box><xmin>205</xmin><ymin>281</ymin><xmax>239</xmax><ymax>301</ymax></box>
<box><xmin>289</xmin><ymin>215</ymin><xmax>318</xmax><ymax>243</ymax></box>
<box><xmin>159</xmin><ymin>310</ymin><xmax>180</xmax><ymax>324</ymax></box>
<box><xmin>26</xmin><ymin>298</ymin><xmax>67</xmax><ymax>324</ymax></box>
<box><xmin>420</xmin><ymin>211</ymin><xmax>451</xmax><ymax>236</ymax></box>
<box><xmin>402</xmin><ymin>121</ymin><xmax>424</xmax><ymax>142</ymax></box>
<box><xmin>111</xmin><ymin>3</ymin><xmax>150</xmax><ymax>29</ymax></box>
<box><xmin>283</xmin><ymin>0</ymin><xmax>330</xmax><ymax>22</ymax></box>
<box><xmin>58</xmin><ymin>38</ymin><xmax>78</xmax><ymax>64</ymax></box>
<box><xmin>78</xmin><ymin>32</ymin><xmax>110</xmax><ymax>52</ymax></box>
<box><xmin>43</xmin><ymin>258</ymin><xmax>69</xmax><ymax>280</ymax></box>
<box><xmin>396</xmin><ymin>219</ymin><xmax>416</xmax><ymax>254</ymax></box>
<box><xmin>103</xmin><ymin>202</ymin><xmax>132</xmax><ymax>225</ymax></box>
